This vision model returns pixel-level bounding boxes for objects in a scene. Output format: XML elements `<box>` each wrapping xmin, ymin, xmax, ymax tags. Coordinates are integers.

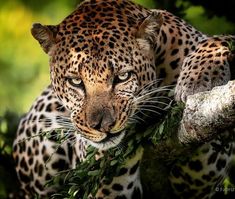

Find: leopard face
<box><xmin>31</xmin><ymin>0</ymin><xmax>161</xmax><ymax>149</ymax></box>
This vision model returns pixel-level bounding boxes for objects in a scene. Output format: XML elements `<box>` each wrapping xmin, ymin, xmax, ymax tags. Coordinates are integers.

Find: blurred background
<box><xmin>0</xmin><ymin>0</ymin><xmax>234</xmax><ymax>198</ymax></box>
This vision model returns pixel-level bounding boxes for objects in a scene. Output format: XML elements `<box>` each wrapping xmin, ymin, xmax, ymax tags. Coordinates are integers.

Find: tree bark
<box><xmin>178</xmin><ymin>80</ymin><xmax>235</xmax><ymax>145</ymax></box>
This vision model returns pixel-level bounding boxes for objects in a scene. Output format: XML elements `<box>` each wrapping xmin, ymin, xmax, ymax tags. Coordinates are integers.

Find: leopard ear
<box><xmin>31</xmin><ymin>23</ymin><xmax>59</xmax><ymax>54</ymax></box>
<box><xmin>136</xmin><ymin>10</ymin><xmax>163</xmax><ymax>49</ymax></box>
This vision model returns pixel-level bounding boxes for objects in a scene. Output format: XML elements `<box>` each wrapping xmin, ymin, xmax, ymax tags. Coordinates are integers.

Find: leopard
<box><xmin>12</xmin><ymin>0</ymin><xmax>235</xmax><ymax>198</ymax></box>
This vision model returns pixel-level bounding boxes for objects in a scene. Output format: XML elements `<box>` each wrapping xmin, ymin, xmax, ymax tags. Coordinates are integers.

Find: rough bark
<box><xmin>178</xmin><ymin>80</ymin><xmax>235</xmax><ymax>144</ymax></box>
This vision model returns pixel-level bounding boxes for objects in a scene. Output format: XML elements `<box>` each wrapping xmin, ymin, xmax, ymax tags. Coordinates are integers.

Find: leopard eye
<box><xmin>67</xmin><ymin>77</ymin><xmax>83</xmax><ymax>88</ymax></box>
<box><xmin>118</xmin><ymin>72</ymin><xmax>129</xmax><ymax>81</ymax></box>
<box><xmin>115</xmin><ymin>71</ymin><xmax>132</xmax><ymax>84</ymax></box>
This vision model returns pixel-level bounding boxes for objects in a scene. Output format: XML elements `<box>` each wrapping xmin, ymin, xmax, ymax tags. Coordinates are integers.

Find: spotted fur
<box><xmin>13</xmin><ymin>0</ymin><xmax>235</xmax><ymax>198</ymax></box>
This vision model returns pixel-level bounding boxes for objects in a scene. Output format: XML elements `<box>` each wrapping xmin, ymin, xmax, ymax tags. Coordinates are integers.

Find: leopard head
<box><xmin>31</xmin><ymin>0</ymin><xmax>163</xmax><ymax>149</ymax></box>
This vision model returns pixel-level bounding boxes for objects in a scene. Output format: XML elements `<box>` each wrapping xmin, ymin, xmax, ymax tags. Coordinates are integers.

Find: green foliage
<box><xmin>228</xmin><ymin>40</ymin><xmax>235</xmax><ymax>52</ymax></box>
<box><xmin>183</xmin><ymin>6</ymin><xmax>235</xmax><ymax>35</ymax></box>
<box><xmin>150</xmin><ymin>103</ymin><xmax>184</xmax><ymax>144</ymax></box>
<box><xmin>0</xmin><ymin>0</ymin><xmax>78</xmax><ymax>114</ymax></box>
<box><xmin>0</xmin><ymin>111</ymin><xmax>21</xmax><ymax>199</ymax></box>
<box><xmin>133</xmin><ymin>0</ymin><xmax>156</xmax><ymax>8</ymax></box>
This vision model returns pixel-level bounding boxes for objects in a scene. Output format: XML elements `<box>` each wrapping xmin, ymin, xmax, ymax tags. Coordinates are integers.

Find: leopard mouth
<box><xmin>97</xmin><ymin>130</ymin><xmax>124</xmax><ymax>143</ymax></box>
<box><xmin>87</xmin><ymin>130</ymin><xmax>126</xmax><ymax>150</ymax></box>
<box><xmin>74</xmin><ymin>122</ymin><xmax>127</xmax><ymax>149</ymax></box>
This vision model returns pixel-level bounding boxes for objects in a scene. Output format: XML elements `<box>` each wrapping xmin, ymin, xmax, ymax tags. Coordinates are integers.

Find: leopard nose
<box><xmin>88</xmin><ymin>109</ymin><xmax>116</xmax><ymax>133</ymax></box>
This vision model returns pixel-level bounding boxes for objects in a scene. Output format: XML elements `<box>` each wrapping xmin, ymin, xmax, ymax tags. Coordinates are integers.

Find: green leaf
<box><xmin>110</xmin><ymin>159</ymin><xmax>118</xmax><ymax>166</ymax></box>
<box><xmin>88</xmin><ymin>170</ymin><xmax>100</xmax><ymax>176</ymax></box>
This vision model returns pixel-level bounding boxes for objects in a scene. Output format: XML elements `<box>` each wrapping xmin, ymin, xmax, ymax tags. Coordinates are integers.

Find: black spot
<box><xmin>169</xmin><ymin>28</ymin><xmax>174</xmax><ymax>33</ymax></box>
<box><xmin>221</xmin><ymin>41</ymin><xmax>229</xmax><ymax>47</ymax></box>
<box><xmin>38</xmin><ymin>103</ymin><xmax>45</xmax><ymax>111</ymax></box>
<box><xmin>117</xmin><ymin>167</ymin><xmax>128</xmax><ymax>176</ymax></box>
<box><xmin>42</xmin><ymin>90</ymin><xmax>49</xmax><ymax>96</ymax></box>
<box><xmin>13</xmin><ymin>144</ymin><xmax>18</xmax><ymax>152</ymax></box>
<box><xmin>112</xmin><ymin>183</ymin><xmax>123</xmax><ymax>191</ymax></box>
<box><xmin>209</xmin><ymin>170</ymin><xmax>215</xmax><ymax>177</ymax></box>
<box><xmin>171</xmin><ymin>165</ymin><xmax>182</xmax><ymax>178</ymax></box>
<box><xmin>213</xmin><ymin>60</ymin><xmax>221</xmax><ymax>66</ymax></box>
<box><xmin>161</xmin><ymin>30</ymin><xmax>167</xmax><ymax>44</ymax></box>
<box><xmin>171</xmin><ymin>49</ymin><xmax>179</xmax><ymax>56</ymax></box>
<box><xmin>39</xmin><ymin>115</ymin><xmax>46</xmax><ymax>124</ymax></box>
<box><xmin>19</xmin><ymin>141</ymin><xmax>26</xmax><ymax>153</ymax></box>
<box><xmin>56</xmin><ymin>147</ymin><xmax>66</xmax><ymax>156</ymax></box>
<box><xmin>20</xmin><ymin>157</ymin><xmax>29</xmax><ymax>172</ymax></box>
<box><xmin>38</xmin><ymin>164</ymin><xmax>44</xmax><ymax>177</ymax></box>
<box><xmin>45</xmin><ymin>174</ymin><xmax>52</xmax><ymax>181</ymax></box>
<box><xmin>35</xmin><ymin>180</ymin><xmax>44</xmax><ymax>191</ymax></box>
<box><xmin>191</xmin><ymin>45</ymin><xmax>196</xmax><ymax>51</ymax></box>
<box><xmin>51</xmin><ymin>159</ymin><xmax>69</xmax><ymax>171</ymax></box>
<box><xmin>19</xmin><ymin>170</ymin><xmax>31</xmax><ymax>183</ymax></box>
<box><xmin>158</xmin><ymin>68</ymin><xmax>167</xmax><ymax>79</ymax></box>
<box><xmin>28</xmin><ymin>157</ymin><xmax>33</xmax><ymax>165</ymax></box>
<box><xmin>208</xmin><ymin>152</ymin><xmax>218</xmax><ymax>164</ymax></box>
<box><xmin>18</xmin><ymin>127</ymin><xmax>25</xmax><ymax>135</ymax></box>
<box><xmin>27</xmin><ymin>147</ymin><xmax>32</xmax><ymax>156</ymax></box>
<box><xmin>155</xmin><ymin>50</ymin><xmax>166</xmax><ymax>66</ymax></box>
<box><xmin>25</xmin><ymin>129</ymin><xmax>31</xmax><ymax>137</ymax></box>
<box><xmin>188</xmin><ymin>160</ymin><xmax>203</xmax><ymax>171</ymax></box>
<box><xmin>207</xmin><ymin>54</ymin><xmax>213</xmax><ymax>58</ymax></box>
<box><xmin>184</xmin><ymin>48</ymin><xmax>189</xmax><ymax>56</ymax></box>
<box><xmin>102</xmin><ymin>188</ymin><xmax>110</xmax><ymax>196</ymax></box>
<box><xmin>127</xmin><ymin>182</ymin><xmax>133</xmax><ymax>189</ymax></box>
<box><xmin>47</xmin><ymin>130</ymin><xmax>58</xmax><ymax>142</ymax></box>
<box><xmin>43</xmin><ymin>154</ymin><xmax>49</xmax><ymax>162</ymax></box>
<box><xmin>216</xmin><ymin>158</ymin><xmax>226</xmax><ymax>171</ymax></box>
<box><xmin>170</xmin><ymin>58</ymin><xmax>180</xmax><ymax>70</ymax></box>
<box><xmin>200</xmin><ymin>60</ymin><xmax>206</xmax><ymax>65</ymax></box>
<box><xmin>35</xmin><ymin>149</ymin><xmax>39</xmax><ymax>155</ymax></box>
<box><xmin>129</xmin><ymin>161</ymin><xmax>139</xmax><ymax>175</ymax></box>
<box><xmin>202</xmin><ymin>42</ymin><xmax>208</xmax><ymax>47</ymax></box>
<box><xmin>131</xmin><ymin>187</ymin><xmax>141</xmax><ymax>199</ymax></box>
<box><xmin>32</xmin><ymin>125</ymin><xmax>37</xmax><ymax>134</ymax></box>
<box><xmin>209</xmin><ymin>43</ymin><xmax>217</xmax><ymax>48</ymax></box>
<box><xmin>213</xmin><ymin>71</ymin><xmax>219</xmax><ymax>75</ymax></box>
<box><xmin>109</xmin><ymin>42</ymin><xmax>114</xmax><ymax>48</ymax></box>
<box><xmin>202</xmin><ymin>174</ymin><xmax>211</xmax><ymax>182</ymax></box>
<box><xmin>178</xmin><ymin>39</ymin><xmax>183</xmax><ymax>45</ymax></box>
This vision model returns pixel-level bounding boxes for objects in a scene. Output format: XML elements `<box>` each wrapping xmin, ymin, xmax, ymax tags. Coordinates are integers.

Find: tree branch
<box><xmin>178</xmin><ymin>80</ymin><xmax>235</xmax><ymax>145</ymax></box>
